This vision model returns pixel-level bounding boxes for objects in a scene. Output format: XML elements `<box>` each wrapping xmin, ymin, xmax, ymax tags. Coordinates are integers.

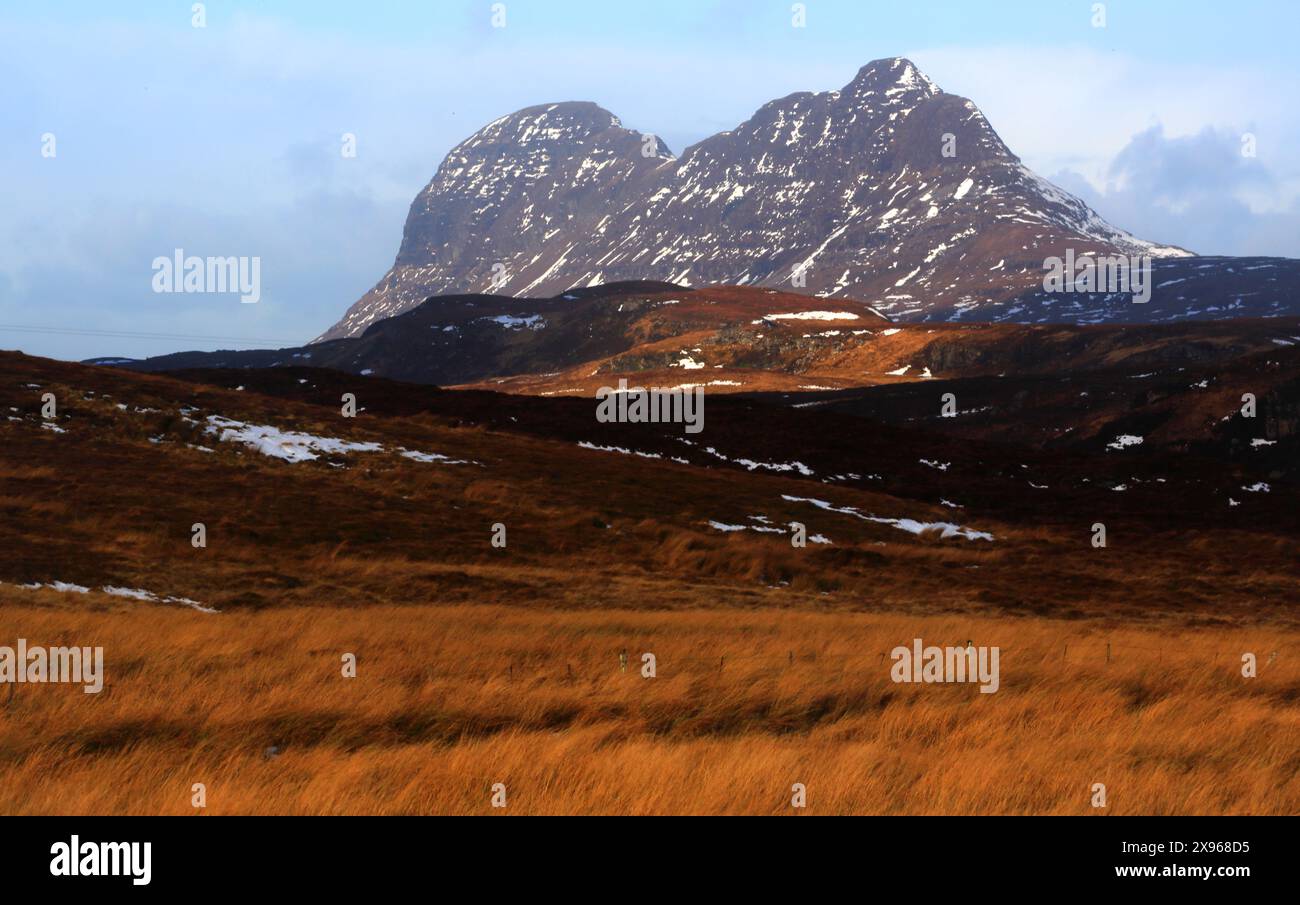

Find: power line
<box><xmin>0</xmin><ymin>323</ymin><xmax>301</xmax><ymax>347</ymax></box>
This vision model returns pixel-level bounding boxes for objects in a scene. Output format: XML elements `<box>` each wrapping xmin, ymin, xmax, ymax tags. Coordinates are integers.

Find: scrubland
<box><xmin>1</xmin><ymin>598</ymin><xmax>1296</xmax><ymax>815</ymax></box>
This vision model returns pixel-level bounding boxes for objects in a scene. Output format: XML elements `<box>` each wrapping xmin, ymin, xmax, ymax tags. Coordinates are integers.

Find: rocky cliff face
<box><xmin>319</xmin><ymin>57</ymin><xmax>1211</xmax><ymax>341</ymax></box>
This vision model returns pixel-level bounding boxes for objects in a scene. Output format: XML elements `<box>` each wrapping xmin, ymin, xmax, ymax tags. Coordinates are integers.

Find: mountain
<box><xmin>326</xmin><ymin>102</ymin><xmax>673</xmax><ymax>339</ymax></box>
<box><xmin>319</xmin><ymin>57</ymin><xmax>1297</xmax><ymax>342</ymax></box>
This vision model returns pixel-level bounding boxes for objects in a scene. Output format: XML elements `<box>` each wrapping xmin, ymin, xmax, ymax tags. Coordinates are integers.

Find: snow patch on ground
<box><xmin>1106</xmin><ymin>434</ymin><xmax>1144</xmax><ymax>451</ymax></box>
<box><xmin>707</xmin><ymin>518</ymin><xmax>831</xmax><ymax>543</ymax></box>
<box><xmin>781</xmin><ymin>495</ymin><xmax>994</xmax><ymax>542</ymax></box>
<box><xmin>703</xmin><ymin>446</ymin><xmax>814</xmax><ymax>475</ymax></box>
<box><xmin>205</xmin><ymin>416</ymin><xmax>383</xmax><ymax>463</ymax></box>
<box><xmin>399</xmin><ymin>449</ymin><xmax>478</xmax><ymax>465</ymax></box>
<box><xmin>480</xmin><ymin>314</ymin><xmax>546</xmax><ymax>330</ymax></box>
<box><xmin>19</xmin><ymin>580</ymin><xmax>89</xmax><ymax>594</ymax></box>
<box><xmin>578</xmin><ymin>442</ymin><xmax>689</xmax><ymax>465</ymax></box>
<box><xmin>12</xmin><ymin>581</ymin><xmax>218</xmax><ymax>613</ymax></box>
<box><xmin>762</xmin><ymin>311</ymin><xmax>861</xmax><ymax>321</ymax></box>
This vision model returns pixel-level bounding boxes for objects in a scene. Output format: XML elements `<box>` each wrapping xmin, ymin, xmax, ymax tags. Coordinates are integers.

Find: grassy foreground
<box><xmin>1</xmin><ymin>598</ymin><xmax>1295</xmax><ymax>815</ymax></box>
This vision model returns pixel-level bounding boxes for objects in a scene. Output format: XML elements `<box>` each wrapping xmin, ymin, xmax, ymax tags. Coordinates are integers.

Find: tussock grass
<box><xmin>0</xmin><ymin>603</ymin><xmax>1295</xmax><ymax>815</ymax></box>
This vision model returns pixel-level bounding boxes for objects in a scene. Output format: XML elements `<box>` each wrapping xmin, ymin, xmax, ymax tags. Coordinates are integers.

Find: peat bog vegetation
<box><xmin>0</xmin><ymin>349</ymin><xmax>1296</xmax><ymax>814</ymax></box>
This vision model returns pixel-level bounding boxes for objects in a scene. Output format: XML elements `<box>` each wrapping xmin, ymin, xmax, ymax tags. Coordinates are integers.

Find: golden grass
<box><xmin>1</xmin><ymin>600</ymin><xmax>1295</xmax><ymax>815</ymax></box>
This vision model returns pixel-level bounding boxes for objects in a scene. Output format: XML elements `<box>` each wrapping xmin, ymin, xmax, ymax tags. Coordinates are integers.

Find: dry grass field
<box><xmin>1</xmin><ymin>598</ymin><xmax>1297</xmax><ymax>815</ymax></box>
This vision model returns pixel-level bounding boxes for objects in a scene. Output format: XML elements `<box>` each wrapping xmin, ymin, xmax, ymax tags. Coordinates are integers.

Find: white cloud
<box><xmin>906</xmin><ymin>45</ymin><xmax>1300</xmax><ymax>202</ymax></box>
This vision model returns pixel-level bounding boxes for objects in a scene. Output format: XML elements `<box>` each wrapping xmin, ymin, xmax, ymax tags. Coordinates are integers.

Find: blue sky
<box><xmin>3</xmin><ymin>0</ymin><xmax>1298</xmax><ymax>359</ymax></box>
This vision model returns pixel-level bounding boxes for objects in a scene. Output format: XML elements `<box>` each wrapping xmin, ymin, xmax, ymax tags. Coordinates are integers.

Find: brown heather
<box><xmin>0</xmin><ymin>353</ymin><xmax>1296</xmax><ymax>815</ymax></box>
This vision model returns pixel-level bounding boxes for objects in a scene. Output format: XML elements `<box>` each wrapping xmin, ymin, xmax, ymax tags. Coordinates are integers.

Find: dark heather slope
<box><xmin>98</xmin><ymin>282</ymin><xmax>892</xmax><ymax>386</ymax></box>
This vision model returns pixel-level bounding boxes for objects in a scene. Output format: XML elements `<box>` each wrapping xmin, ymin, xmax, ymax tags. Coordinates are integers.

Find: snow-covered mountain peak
<box><xmin>319</xmin><ymin>60</ymin><xmax>1247</xmax><ymax>342</ymax></box>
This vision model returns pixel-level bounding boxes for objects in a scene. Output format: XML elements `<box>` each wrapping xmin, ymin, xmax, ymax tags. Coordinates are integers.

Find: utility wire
<box><xmin>0</xmin><ymin>323</ymin><xmax>300</xmax><ymax>346</ymax></box>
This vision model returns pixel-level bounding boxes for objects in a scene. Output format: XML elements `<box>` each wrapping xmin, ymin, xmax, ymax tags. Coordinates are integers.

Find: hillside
<box><xmin>4</xmin><ymin>349</ymin><xmax>1297</xmax><ymax>816</ymax></box>
<box><xmin>7</xmin><ymin>350</ymin><xmax>1296</xmax><ymax>618</ymax></box>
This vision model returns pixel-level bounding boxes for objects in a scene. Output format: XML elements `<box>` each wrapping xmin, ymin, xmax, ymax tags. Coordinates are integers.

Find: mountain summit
<box><xmin>321</xmin><ymin>58</ymin><xmax>1210</xmax><ymax>340</ymax></box>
